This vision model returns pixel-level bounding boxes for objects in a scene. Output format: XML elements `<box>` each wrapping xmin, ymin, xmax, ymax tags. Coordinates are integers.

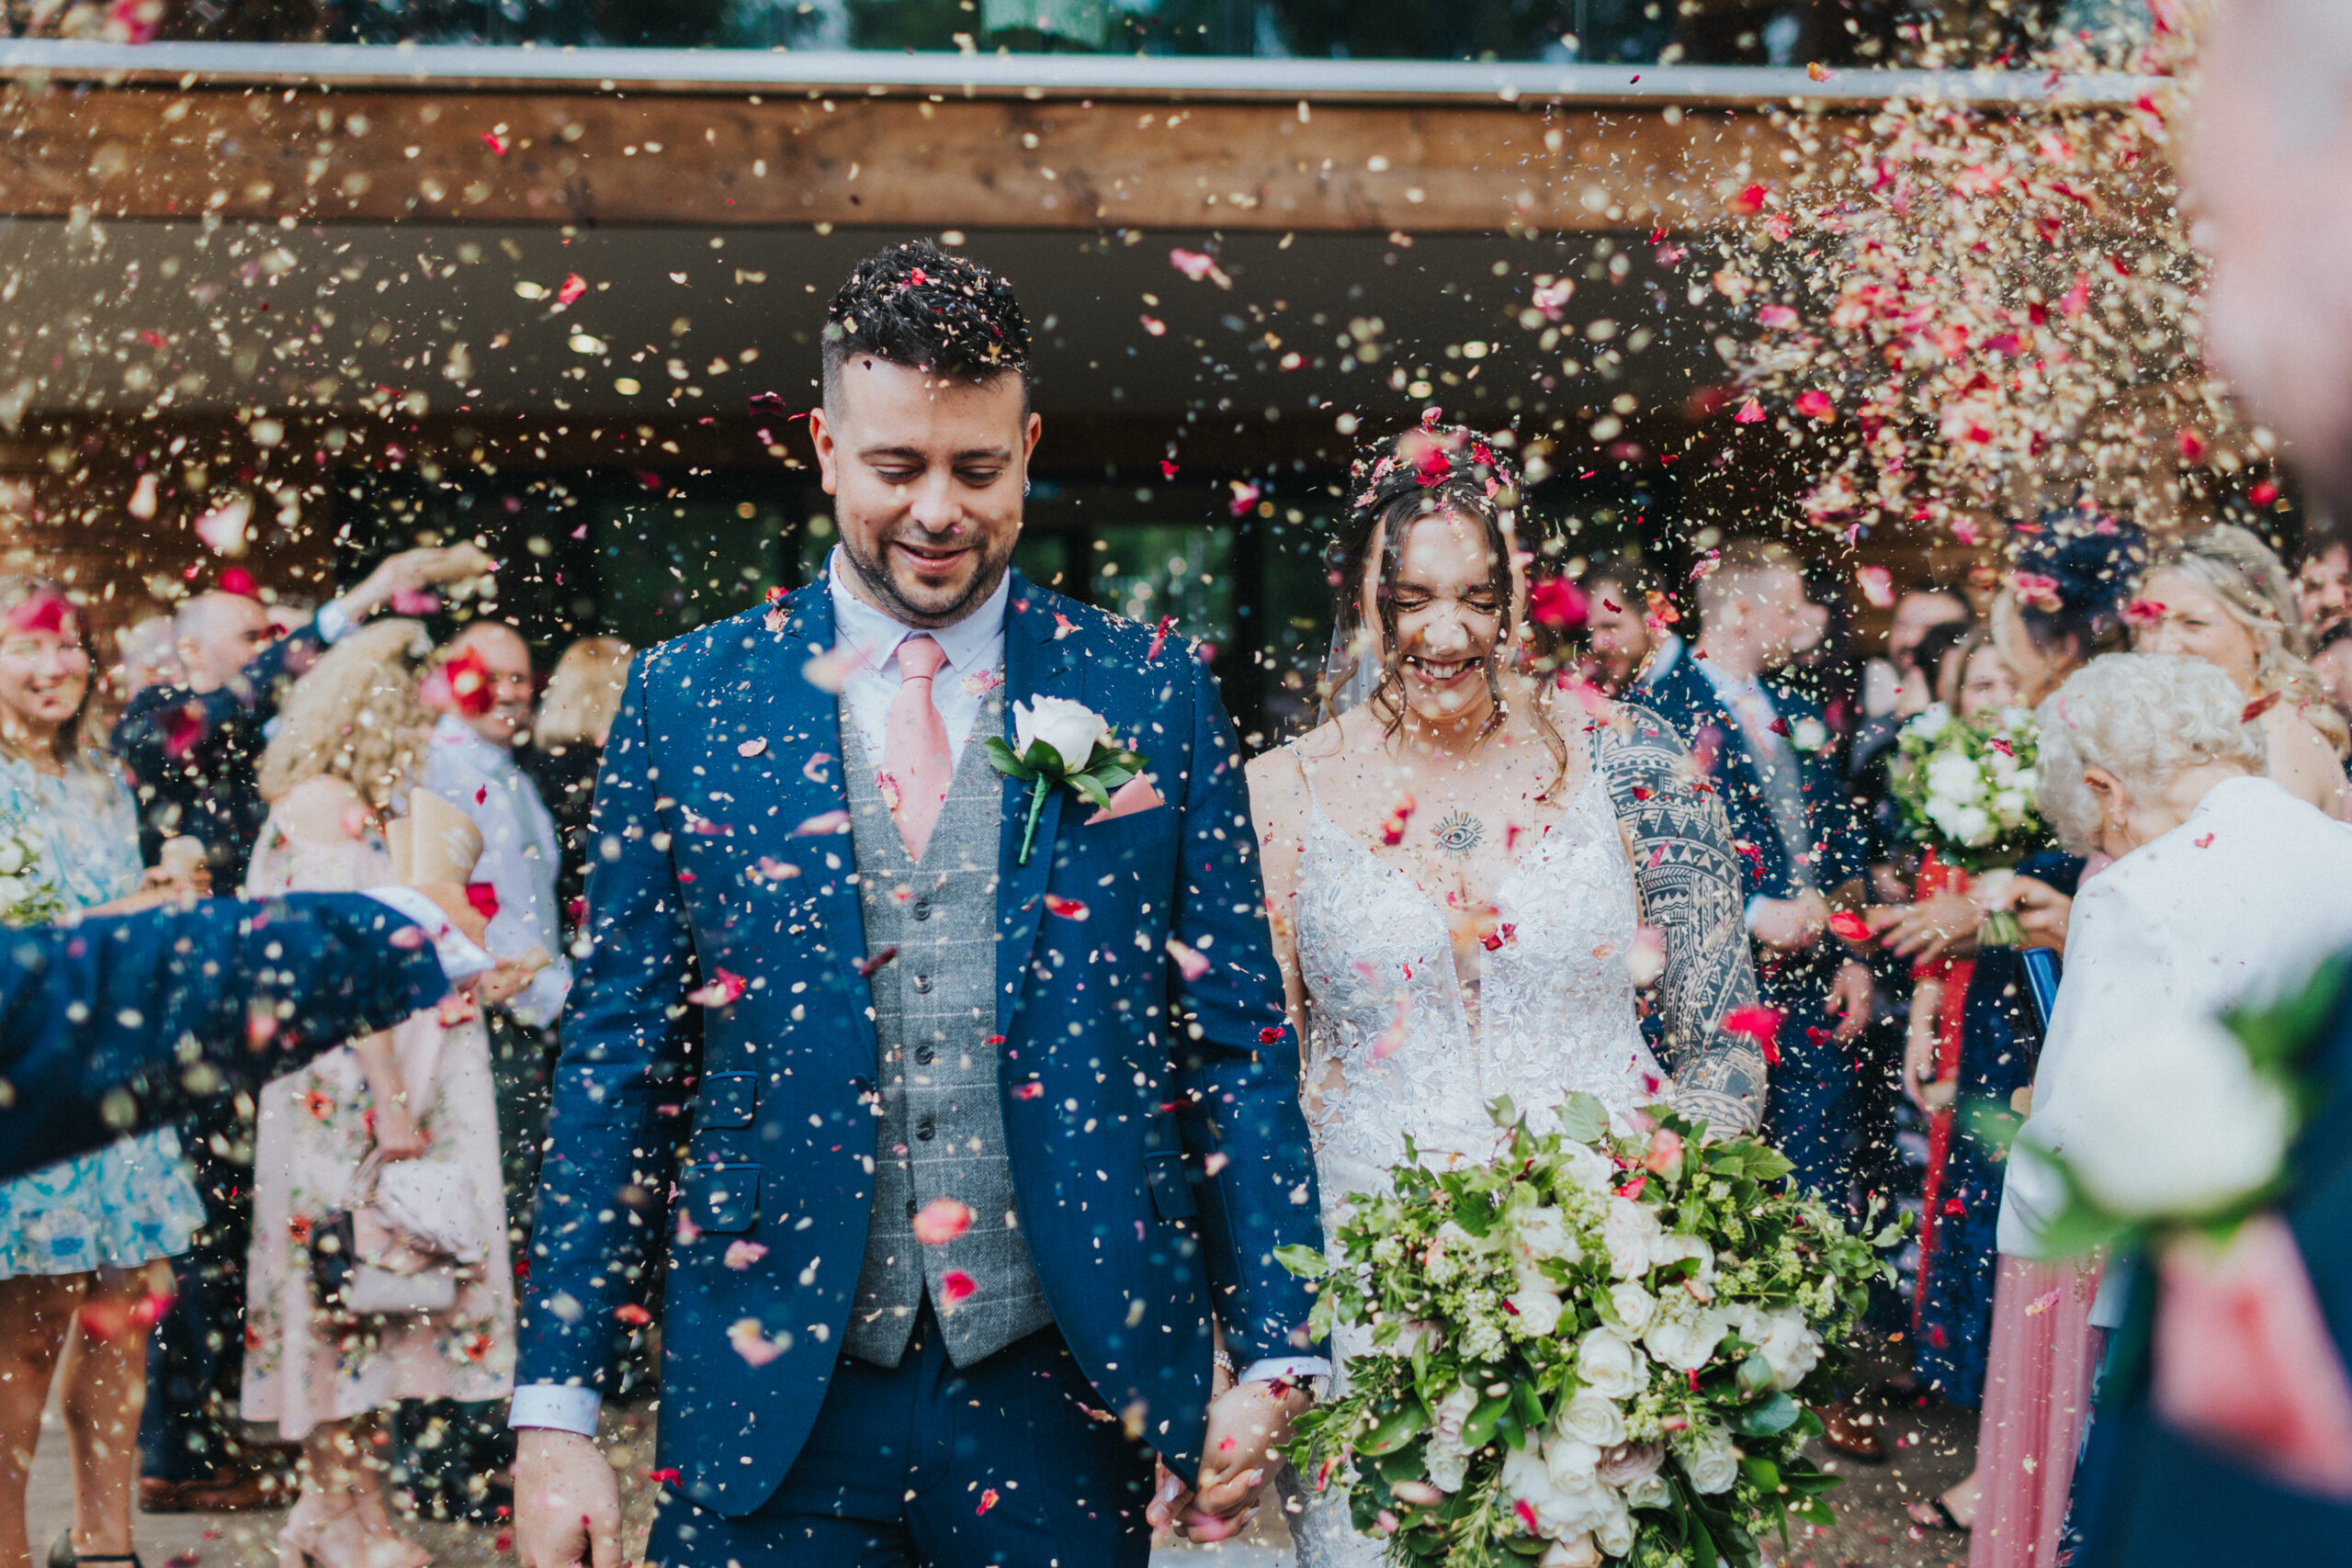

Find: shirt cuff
<box><xmin>357</xmin><ymin>886</ymin><xmax>495</xmax><ymax>983</ymax></box>
<box><xmin>1238</xmin><ymin>1356</ymin><xmax>1330</xmax><ymax>1388</ymax></box>
<box><xmin>509</xmin><ymin>1383</ymin><xmax>602</xmax><ymax>1435</ymax></box>
<box><xmin>315</xmin><ymin>598</ymin><xmax>357</xmax><ymax>646</ymax></box>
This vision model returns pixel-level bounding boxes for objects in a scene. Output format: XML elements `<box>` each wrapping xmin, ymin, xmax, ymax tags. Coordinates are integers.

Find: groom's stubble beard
<box><xmin>837</xmin><ymin>517</ymin><xmax>1023</xmax><ymax>630</ymax></box>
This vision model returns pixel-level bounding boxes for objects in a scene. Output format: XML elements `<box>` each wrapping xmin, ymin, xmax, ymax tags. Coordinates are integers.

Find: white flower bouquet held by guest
<box><xmin>1887</xmin><ymin>701</ymin><xmax>2044</xmax><ymax>943</ymax></box>
<box><xmin>1278</xmin><ymin>1096</ymin><xmax>1892</xmax><ymax>1568</ymax></box>
<box><xmin>0</xmin><ymin>818</ymin><xmax>63</xmax><ymax>928</ymax></box>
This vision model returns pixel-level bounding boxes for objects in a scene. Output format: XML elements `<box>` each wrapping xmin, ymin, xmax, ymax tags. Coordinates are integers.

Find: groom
<box><xmin>510</xmin><ymin>241</ymin><xmax>1327</xmax><ymax>1566</ymax></box>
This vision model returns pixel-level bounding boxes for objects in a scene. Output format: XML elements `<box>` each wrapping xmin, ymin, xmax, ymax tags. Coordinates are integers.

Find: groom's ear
<box><xmin>809</xmin><ymin>405</ymin><xmax>842</xmax><ymax>496</ymax></box>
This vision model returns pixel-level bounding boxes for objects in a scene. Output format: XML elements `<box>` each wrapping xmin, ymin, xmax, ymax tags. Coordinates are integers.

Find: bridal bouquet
<box><xmin>1279</xmin><ymin>1098</ymin><xmax>1893</xmax><ymax>1568</ymax></box>
<box><xmin>0</xmin><ymin>820</ymin><xmax>63</xmax><ymax>929</ymax></box>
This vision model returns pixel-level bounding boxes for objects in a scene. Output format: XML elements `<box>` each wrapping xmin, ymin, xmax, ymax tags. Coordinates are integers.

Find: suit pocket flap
<box><xmin>1147</xmin><ymin>1152</ymin><xmax>1198</xmax><ymax>1223</ymax></box>
<box><xmin>701</xmin><ymin>1072</ymin><xmax>758</xmax><ymax>1129</ymax></box>
<box><xmin>680</xmin><ymin>1163</ymin><xmax>760</xmax><ymax>1234</ymax></box>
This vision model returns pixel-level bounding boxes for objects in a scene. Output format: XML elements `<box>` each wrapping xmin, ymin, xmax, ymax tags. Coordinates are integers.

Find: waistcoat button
<box><xmin>911</xmin><ymin>973</ymin><xmax>933</xmax><ymax>994</ymax></box>
<box><xmin>914</xmin><ymin>1043</ymin><xmax>935</xmax><ymax>1066</ymax></box>
<box><xmin>915</xmin><ymin>1115</ymin><xmax>935</xmax><ymax>1141</ymax></box>
<box><xmin>912</xmin><ymin>900</ymin><xmax>933</xmax><ymax>921</ymax></box>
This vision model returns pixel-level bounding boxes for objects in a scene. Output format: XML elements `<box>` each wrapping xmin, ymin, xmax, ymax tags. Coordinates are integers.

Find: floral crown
<box><xmin>1345</xmin><ymin>414</ymin><xmax>1521</xmax><ymax>525</ymax></box>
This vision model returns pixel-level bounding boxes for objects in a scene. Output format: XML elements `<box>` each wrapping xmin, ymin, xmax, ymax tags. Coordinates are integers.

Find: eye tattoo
<box><xmin>1431</xmin><ymin>810</ymin><xmax>1486</xmax><ymax>857</ymax></box>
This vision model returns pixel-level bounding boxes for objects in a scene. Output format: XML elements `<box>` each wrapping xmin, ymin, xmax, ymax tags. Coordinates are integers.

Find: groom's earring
<box><xmin>1023</xmin><ymin>479</ymin><xmax>1033</xmax><ymax>497</ymax></box>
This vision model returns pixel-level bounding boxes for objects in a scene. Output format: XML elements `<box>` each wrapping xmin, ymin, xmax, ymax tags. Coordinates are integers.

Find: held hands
<box><xmin>1990</xmin><ymin>875</ymin><xmax>2073</xmax><ymax>953</ymax></box>
<box><xmin>514</xmin><ymin>1427</ymin><xmax>624</xmax><ymax>1568</ymax></box>
<box><xmin>1864</xmin><ymin>881</ymin><xmax>1996</xmax><ymax>963</ymax></box>
<box><xmin>1148</xmin><ymin>1378</ymin><xmax>1313</xmax><ymax>1542</ymax></box>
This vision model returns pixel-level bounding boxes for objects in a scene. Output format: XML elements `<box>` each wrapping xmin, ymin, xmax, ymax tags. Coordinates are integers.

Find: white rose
<box><xmin>1609</xmin><ymin>1280</ymin><xmax>1657</xmax><ymax>1336</ymax></box>
<box><xmin>1576</xmin><ymin>1325</ymin><xmax>1649</xmax><ymax>1400</ymax></box>
<box><xmin>0</xmin><ymin>874</ymin><xmax>28</xmax><ymax>908</ymax></box>
<box><xmin>1430</xmin><ymin>1382</ymin><xmax>1479</xmax><ymax>1445</ymax></box>
<box><xmin>1624</xmin><ymin>1472</ymin><xmax>1674</xmax><ymax>1511</ymax></box>
<box><xmin>1555</xmin><ymin>1141</ymin><xmax>1618</xmax><ymax>1195</ymax></box>
<box><xmin>1544</xmin><ymin>1436</ymin><xmax>1603</xmax><ymax>1487</ymax></box>
<box><xmin>1949</xmin><ymin>803</ymin><xmax>1993</xmax><ymax>844</ymax></box>
<box><xmin>1678</xmin><ymin>1424</ymin><xmax>1741</xmax><ymax>1495</ymax></box>
<box><xmin>1509</xmin><ymin>1266</ymin><xmax>1566</xmax><ymax>1338</ymax></box>
<box><xmin>1504</xmin><ymin>1445</ymin><xmax>1611</xmax><ymax>1542</ymax></box>
<box><xmin>1595</xmin><ymin>1495</ymin><xmax>1638</xmax><ymax>1559</ymax></box>
<box><xmin>1514</xmin><ymin>1204</ymin><xmax>1581</xmax><ymax>1264</ymax></box>
<box><xmin>1750</xmin><ymin>1303</ymin><xmax>1824</xmax><ymax>1391</ymax></box>
<box><xmin>2054</xmin><ymin>1011</ymin><xmax>2294</xmax><ymax>1221</ymax></box>
<box><xmin>1012</xmin><ymin>695</ymin><xmax>1111</xmax><ymax>768</ymax></box>
<box><xmin>1648</xmin><ymin>1233</ymin><xmax>1715</xmax><ymax>1283</ymax></box>
<box><xmin>1421</xmin><ymin>1382</ymin><xmax>1480</xmax><ymax>1495</ymax></box>
<box><xmin>1925</xmin><ymin>752</ymin><xmax>1983</xmax><ymax>798</ymax></box>
<box><xmin>1555</xmin><ymin>1389</ymin><xmax>1626</xmax><ymax>1449</ymax></box>
<box><xmin>1643</xmin><ymin>1303</ymin><xmax>1734</xmax><ymax>1371</ymax></box>
<box><xmin>1426</xmin><ymin>1439</ymin><xmax>1470</xmax><ymax>1494</ymax></box>
<box><xmin>1792</xmin><ymin>717</ymin><xmax>1828</xmax><ymax>752</ymax></box>
<box><xmin>1596</xmin><ymin>1440</ymin><xmax>1665</xmax><ymax>1489</ymax></box>
<box><xmin>1537</xmin><ymin>1537</ymin><xmax>1601</xmax><ymax>1568</ymax></box>
<box><xmin>0</xmin><ymin>840</ymin><xmax>26</xmax><ymax>875</ymax></box>
<box><xmin>1601</xmin><ymin>1197</ymin><xmax>1663</xmax><ymax>1280</ymax></box>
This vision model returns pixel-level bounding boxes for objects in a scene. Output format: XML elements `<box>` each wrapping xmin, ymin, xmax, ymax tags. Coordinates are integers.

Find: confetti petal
<box><xmin>911</xmin><ymin>1199</ymin><xmax>973</xmax><ymax>1245</ymax></box>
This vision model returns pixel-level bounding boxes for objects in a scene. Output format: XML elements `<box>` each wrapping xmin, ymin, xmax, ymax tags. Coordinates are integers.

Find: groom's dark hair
<box><xmin>822</xmin><ymin>240</ymin><xmax>1032</xmax><ymax>409</ymax></box>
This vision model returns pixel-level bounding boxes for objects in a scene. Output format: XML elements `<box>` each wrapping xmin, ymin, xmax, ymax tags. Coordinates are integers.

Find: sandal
<box><xmin>1905</xmin><ymin>1495</ymin><xmax>1971</xmax><ymax>1532</ymax></box>
<box><xmin>47</xmin><ymin>1536</ymin><xmax>143</xmax><ymax>1568</ymax></box>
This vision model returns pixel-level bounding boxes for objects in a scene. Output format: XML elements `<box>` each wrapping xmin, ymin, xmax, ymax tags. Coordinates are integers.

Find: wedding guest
<box><xmin>0</xmin><ymin>578</ymin><xmax>208</xmax><ymax>1568</ymax></box>
<box><xmin>1867</xmin><ymin>520</ymin><xmax>2145</xmax><ymax>1536</ymax></box>
<box><xmin>2294</xmin><ymin>526</ymin><xmax>2351</xmax><ymax>637</ymax></box>
<box><xmin>1862</xmin><ymin>581</ymin><xmax>1973</xmax><ymax>722</ymax></box>
<box><xmin>113</xmin><ymin>547</ymin><xmax>489</xmax><ymax>891</ymax></box>
<box><xmin>243</xmin><ymin>619</ymin><xmax>517</xmax><ymax>1568</ymax></box>
<box><xmin>1987</xmin><ymin>651</ymin><xmax>2352</xmax><ymax>1568</ymax></box>
<box><xmin>107</xmin><ymin>615</ymin><xmax>180</xmax><ymax>706</ymax></box>
<box><xmin>2062</xmin><ymin>9</ymin><xmax>2352</xmax><ymax>1554</ymax></box>
<box><xmin>2132</xmin><ymin>523</ymin><xmax>2352</xmax><ymax>819</ymax></box>
<box><xmin>517</xmin><ymin>635</ymin><xmax>630</xmax><ymax>935</ymax></box>
<box><xmin>1579</xmin><ymin>555</ymin><xmax>1661</xmax><ymax>694</ymax></box>
<box><xmin>1633</xmin><ymin>539</ymin><xmax>1877</xmax><ymax>1455</ymax></box>
<box><xmin>2313</xmin><ymin>619</ymin><xmax>2352</xmax><ymax>719</ymax></box>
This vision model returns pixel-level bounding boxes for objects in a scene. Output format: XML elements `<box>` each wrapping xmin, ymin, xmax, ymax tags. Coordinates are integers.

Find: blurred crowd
<box><xmin>1558</xmin><ymin>508</ymin><xmax>2352</xmax><ymax>1565</ymax></box>
<box><xmin>0</xmin><ymin>549</ymin><xmax>628</xmax><ymax>1568</ymax></box>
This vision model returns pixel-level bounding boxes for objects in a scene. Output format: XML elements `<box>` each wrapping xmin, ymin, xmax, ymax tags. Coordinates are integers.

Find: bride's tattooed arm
<box><xmin>1590</xmin><ymin>700</ymin><xmax>1768</xmax><ymax>1137</ymax></box>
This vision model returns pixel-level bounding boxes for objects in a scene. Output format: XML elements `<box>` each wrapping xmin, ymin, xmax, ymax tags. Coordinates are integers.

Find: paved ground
<box><xmin>27</xmin><ymin>1380</ymin><xmax>1974</xmax><ymax>1568</ymax></box>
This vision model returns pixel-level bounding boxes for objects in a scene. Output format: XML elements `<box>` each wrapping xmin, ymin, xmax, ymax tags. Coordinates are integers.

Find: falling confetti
<box><xmin>911</xmin><ymin>1199</ymin><xmax>974</xmax><ymax>1245</ymax></box>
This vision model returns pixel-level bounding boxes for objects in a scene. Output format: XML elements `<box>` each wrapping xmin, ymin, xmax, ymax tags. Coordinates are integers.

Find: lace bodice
<box><xmin>1292</xmin><ymin>763</ymin><xmax>1665</xmax><ymax>1196</ymax></box>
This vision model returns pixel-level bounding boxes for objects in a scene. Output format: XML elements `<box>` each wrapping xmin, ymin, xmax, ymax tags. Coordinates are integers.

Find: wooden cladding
<box><xmin>3</xmin><ymin>83</ymin><xmax>1802</xmax><ymax>233</ymax></box>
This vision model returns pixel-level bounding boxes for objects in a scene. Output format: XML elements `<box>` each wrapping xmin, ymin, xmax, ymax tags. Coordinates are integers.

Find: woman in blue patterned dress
<box><xmin>0</xmin><ymin>579</ymin><xmax>209</xmax><ymax>1568</ymax></box>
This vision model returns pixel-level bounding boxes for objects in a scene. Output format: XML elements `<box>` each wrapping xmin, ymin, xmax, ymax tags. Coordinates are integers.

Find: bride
<box><xmin>1246</xmin><ymin>423</ymin><xmax>1768</xmax><ymax>1565</ymax></box>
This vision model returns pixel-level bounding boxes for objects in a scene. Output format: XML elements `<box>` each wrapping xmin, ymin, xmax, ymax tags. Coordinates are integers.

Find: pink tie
<box><xmin>884</xmin><ymin>634</ymin><xmax>953</xmax><ymax>861</ymax></box>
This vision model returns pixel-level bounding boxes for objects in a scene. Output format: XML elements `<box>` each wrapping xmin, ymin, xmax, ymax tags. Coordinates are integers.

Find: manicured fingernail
<box><xmin>1245</xmin><ymin>1469</ymin><xmax>1264</xmax><ymax>1487</ymax></box>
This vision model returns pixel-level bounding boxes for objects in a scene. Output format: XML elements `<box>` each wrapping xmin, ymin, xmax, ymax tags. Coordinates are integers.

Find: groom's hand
<box><xmin>514</xmin><ymin>1427</ymin><xmax>623</xmax><ymax>1568</ymax></box>
<box><xmin>1156</xmin><ymin>1380</ymin><xmax>1312</xmax><ymax>1541</ymax></box>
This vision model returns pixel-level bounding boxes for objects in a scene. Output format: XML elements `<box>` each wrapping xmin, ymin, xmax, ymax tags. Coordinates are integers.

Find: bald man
<box><xmin>113</xmin><ymin>547</ymin><xmax>488</xmax><ymax>889</ymax></box>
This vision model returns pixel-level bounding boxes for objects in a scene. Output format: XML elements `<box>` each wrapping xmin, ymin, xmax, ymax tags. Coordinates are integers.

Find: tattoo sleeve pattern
<box><xmin>1591</xmin><ymin>701</ymin><xmax>1768</xmax><ymax>1136</ymax></box>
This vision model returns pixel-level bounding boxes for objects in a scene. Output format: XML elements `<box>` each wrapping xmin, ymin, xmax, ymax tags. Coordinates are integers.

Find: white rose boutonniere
<box><xmin>1791</xmin><ymin>716</ymin><xmax>1829</xmax><ymax>753</ymax></box>
<box><xmin>987</xmin><ymin>696</ymin><xmax>1148</xmax><ymax>864</ymax></box>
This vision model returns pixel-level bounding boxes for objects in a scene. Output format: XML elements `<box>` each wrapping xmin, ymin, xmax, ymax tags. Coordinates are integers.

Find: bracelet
<box><xmin>1212</xmin><ymin>1348</ymin><xmax>1237</xmax><ymax>1379</ymax></box>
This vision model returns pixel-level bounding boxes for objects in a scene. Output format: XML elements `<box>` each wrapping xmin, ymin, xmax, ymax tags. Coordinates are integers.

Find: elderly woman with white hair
<box><xmin>1967</xmin><ymin>653</ymin><xmax>2352</xmax><ymax>1568</ymax></box>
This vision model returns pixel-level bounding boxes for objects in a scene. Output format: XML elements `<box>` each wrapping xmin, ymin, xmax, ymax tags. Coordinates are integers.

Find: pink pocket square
<box><xmin>1085</xmin><ymin>774</ymin><xmax>1164</xmax><ymax>825</ymax></box>
<box><xmin>2154</xmin><ymin>1213</ymin><xmax>2352</xmax><ymax>1500</ymax></box>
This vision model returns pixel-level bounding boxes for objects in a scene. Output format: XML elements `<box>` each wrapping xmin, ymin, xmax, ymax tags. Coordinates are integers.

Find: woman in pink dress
<box><xmin>241</xmin><ymin>621</ymin><xmax>517</xmax><ymax>1568</ymax></box>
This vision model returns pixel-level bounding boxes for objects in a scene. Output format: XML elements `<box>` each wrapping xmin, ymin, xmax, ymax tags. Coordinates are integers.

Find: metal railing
<box><xmin>0</xmin><ymin>37</ymin><xmax>2160</xmax><ymax>106</ymax></box>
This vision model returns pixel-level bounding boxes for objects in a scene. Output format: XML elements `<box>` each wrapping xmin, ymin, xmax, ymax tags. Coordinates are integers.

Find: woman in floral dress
<box><xmin>0</xmin><ymin>578</ymin><xmax>208</xmax><ymax>1568</ymax></box>
<box><xmin>241</xmin><ymin>620</ymin><xmax>516</xmax><ymax>1568</ymax></box>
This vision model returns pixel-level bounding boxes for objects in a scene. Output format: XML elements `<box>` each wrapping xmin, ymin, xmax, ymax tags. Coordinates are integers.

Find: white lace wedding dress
<box><xmin>1278</xmin><ymin>758</ymin><xmax>1670</xmax><ymax>1568</ymax></box>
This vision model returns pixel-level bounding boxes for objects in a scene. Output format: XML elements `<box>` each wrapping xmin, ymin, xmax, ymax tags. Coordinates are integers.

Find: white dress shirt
<box><xmin>511</xmin><ymin>558</ymin><xmax>1322</xmax><ymax>1437</ymax></box>
<box><xmin>422</xmin><ymin>715</ymin><xmax>571</xmax><ymax>1028</ymax></box>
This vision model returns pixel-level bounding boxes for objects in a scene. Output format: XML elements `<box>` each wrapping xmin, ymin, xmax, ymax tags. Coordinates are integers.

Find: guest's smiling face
<box><xmin>1373</xmin><ymin>511</ymin><xmax>1506</xmax><ymax>725</ymax></box>
<box><xmin>0</xmin><ymin>596</ymin><xmax>88</xmax><ymax>742</ymax></box>
<box><xmin>811</xmin><ymin>355</ymin><xmax>1042</xmax><ymax>629</ymax></box>
<box><xmin>2134</xmin><ymin>569</ymin><xmax>2264</xmax><ymax>693</ymax></box>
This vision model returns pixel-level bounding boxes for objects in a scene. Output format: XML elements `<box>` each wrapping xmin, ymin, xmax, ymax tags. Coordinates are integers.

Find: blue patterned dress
<box><xmin>0</xmin><ymin>752</ymin><xmax>204</xmax><ymax>1278</ymax></box>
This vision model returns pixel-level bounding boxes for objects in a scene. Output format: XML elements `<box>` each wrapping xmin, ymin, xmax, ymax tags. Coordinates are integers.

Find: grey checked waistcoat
<box><xmin>839</xmin><ymin>695</ymin><xmax>1054</xmax><ymax>1368</ymax></box>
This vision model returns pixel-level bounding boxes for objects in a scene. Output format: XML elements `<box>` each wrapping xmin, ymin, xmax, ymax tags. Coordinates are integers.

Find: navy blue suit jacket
<box><xmin>1634</xmin><ymin>647</ymin><xmax>1867</xmax><ymax>904</ymax></box>
<box><xmin>0</xmin><ymin>893</ymin><xmax>449</xmax><ymax>1179</ymax></box>
<box><xmin>517</xmin><ymin>572</ymin><xmax>1325</xmax><ymax>1514</ymax></box>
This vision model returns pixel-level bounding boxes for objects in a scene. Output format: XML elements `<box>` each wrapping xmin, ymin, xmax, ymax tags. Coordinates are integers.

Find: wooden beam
<box><xmin>0</xmin><ymin>81</ymin><xmax>1829</xmax><ymax>233</ymax></box>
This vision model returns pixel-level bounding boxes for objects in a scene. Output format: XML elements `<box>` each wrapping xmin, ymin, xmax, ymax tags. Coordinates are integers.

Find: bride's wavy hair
<box><xmin>1319</xmin><ymin>419</ymin><xmax>1571</xmax><ymax>795</ymax></box>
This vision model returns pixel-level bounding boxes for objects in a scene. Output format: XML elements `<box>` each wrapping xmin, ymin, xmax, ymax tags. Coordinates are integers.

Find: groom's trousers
<box><xmin>646</xmin><ymin>1303</ymin><xmax>1158</xmax><ymax>1567</ymax></box>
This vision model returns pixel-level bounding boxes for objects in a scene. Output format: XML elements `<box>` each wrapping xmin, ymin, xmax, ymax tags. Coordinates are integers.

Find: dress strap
<box><xmin>1283</xmin><ymin>743</ymin><xmax>1322</xmax><ymax>812</ymax></box>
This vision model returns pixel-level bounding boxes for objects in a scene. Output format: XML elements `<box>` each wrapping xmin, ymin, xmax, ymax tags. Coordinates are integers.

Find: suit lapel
<box><xmin>751</xmin><ymin>583</ymin><xmax>874</xmax><ymax>1000</ymax></box>
<box><xmin>995</xmin><ymin>572</ymin><xmax>1081</xmax><ymax>1040</ymax></box>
